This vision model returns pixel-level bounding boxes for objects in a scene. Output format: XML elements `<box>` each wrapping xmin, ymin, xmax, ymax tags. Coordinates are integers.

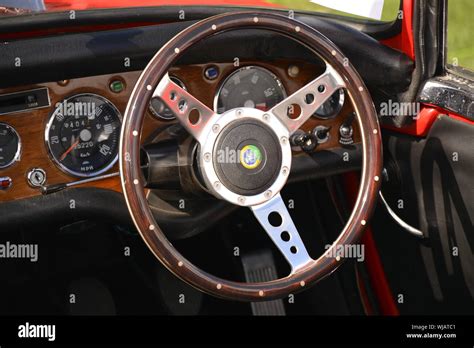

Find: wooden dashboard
<box><xmin>0</xmin><ymin>59</ymin><xmax>360</xmax><ymax>202</ymax></box>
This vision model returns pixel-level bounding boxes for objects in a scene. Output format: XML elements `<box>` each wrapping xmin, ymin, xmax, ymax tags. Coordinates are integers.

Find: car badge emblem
<box><xmin>240</xmin><ymin>145</ymin><xmax>262</xmax><ymax>170</ymax></box>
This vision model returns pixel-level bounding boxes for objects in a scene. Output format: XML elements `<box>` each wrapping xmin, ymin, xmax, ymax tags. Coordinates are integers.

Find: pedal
<box><xmin>241</xmin><ymin>250</ymin><xmax>286</xmax><ymax>316</ymax></box>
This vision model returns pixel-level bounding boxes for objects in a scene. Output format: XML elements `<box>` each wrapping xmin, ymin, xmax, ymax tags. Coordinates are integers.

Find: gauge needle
<box><xmin>60</xmin><ymin>139</ymin><xmax>79</xmax><ymax>161</ymax></box>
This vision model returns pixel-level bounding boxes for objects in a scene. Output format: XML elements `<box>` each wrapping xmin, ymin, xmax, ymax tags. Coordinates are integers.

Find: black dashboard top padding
<box><xmin>0</xmin><ymin>11</ymin><xmax>413</xmax><ymax>95</ymax></box>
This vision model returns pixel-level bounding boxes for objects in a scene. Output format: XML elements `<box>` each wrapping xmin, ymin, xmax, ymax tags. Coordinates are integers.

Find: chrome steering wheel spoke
<box><xmin>153</xmin><ymin>73</ymin><xmax>217</xmax><ymax>143</ymax></box>
<box><xmin>270</xmin><ymin>64</ymin><xmax>345</xmax><ymax>135</ymax></box>
<box><xmin>251</xmin><ymin>193</ymin><xmax>313</xmax><ymax>273</ymax></box>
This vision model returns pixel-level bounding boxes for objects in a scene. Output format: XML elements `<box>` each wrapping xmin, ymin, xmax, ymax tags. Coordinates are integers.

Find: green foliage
<box><xmin>446</xmin><ymin>0</ymin><xmax>474</xmax><ymax>71</ymax></box>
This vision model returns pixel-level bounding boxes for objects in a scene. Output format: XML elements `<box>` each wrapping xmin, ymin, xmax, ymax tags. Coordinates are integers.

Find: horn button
<box><xmin>213</xmin><ymin>119</ymin><xmax>282</xmax><ymax>196</ymax></box>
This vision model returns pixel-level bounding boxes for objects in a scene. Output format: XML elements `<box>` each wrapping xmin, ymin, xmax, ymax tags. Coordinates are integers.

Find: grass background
<box><xmin>269</xmin><ymin>0</ymin><xmax>473</xmax><ymax>71</ymax></box>
<box><xmin>446</xmin><ymin>0</ymin><xmax>474</xmax><ymax>70</ymax></box>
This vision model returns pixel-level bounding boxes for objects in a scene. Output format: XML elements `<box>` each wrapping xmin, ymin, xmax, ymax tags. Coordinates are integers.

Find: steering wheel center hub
<box><xmin>199</xmin><ymin>107</ymin><xmax>292</xmax><ymax>206</ymax></box>
<box><xmin>213</xmin><ymin>119</ymin><xmax>282</xmax><ymax>196</ymax></box>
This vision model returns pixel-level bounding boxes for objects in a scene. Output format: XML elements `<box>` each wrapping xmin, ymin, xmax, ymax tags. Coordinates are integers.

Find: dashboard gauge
<box><xmin>149</xmin><ymin>76</ymin><xmax>186</xmax><ymax>120</ymax></box>
<box><xmin>313</xmin><ymin>89</ymin><xmax>345</xmax><ymax>119</ymax></box>
<box><xmin>214</xmin><ymin>66</ymin><xmax>286</xmax><ymax>114</ymax></box>
<box><xmin>0</xmin><ymin>123</ymin><xmax>21</xmax><ymax>169</ymax></box>
<box><xmin>45</xmin><ymin>94</ymin><xmax>121</xmax><ymax>177</ymax></box>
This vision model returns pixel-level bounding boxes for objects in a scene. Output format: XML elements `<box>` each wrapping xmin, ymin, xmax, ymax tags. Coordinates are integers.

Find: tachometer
<box><xmin>45</xmin><ymin>94</ymin><xmax>121</xmax><ymax>177</ymax></box>
<box><xmin>214</xmin><ymin>66</ymin><xmax>286</xmax><ymax>114</ymax></box>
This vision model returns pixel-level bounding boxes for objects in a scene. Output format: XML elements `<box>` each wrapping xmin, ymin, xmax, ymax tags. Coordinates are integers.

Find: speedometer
<box><xmin>45</xmin><ymin>94</ymin><xmax>121</xmax><ymax>177</ymax></box>
<box><xmin>214</xmin><ymin>66</ymin><xmax>286</xmax><ymax>114</ymax></box>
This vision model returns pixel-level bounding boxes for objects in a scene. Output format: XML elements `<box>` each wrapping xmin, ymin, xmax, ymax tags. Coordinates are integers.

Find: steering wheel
<box><xmin>120</xmin><ymin>12</ymin><xmax>382</xmax><ymax>301</ymax></box>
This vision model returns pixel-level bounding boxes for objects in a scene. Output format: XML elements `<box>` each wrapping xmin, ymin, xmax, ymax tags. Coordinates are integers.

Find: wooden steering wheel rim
<box><xmin>120</xmin><ymin>11</ymin><xmax>382</xmax><ymax>301</ymax></box>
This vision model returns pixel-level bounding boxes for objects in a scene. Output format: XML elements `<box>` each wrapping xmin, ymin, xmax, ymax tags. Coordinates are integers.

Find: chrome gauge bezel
<box><xmin>149</xmin><ymin>76</ymin><xmax>186</xmax><ymax>120</ymax></box>
<box><xmin>213</xmin><ymin>65</ymin><xmax>287</xmax><ymax>113</ymax></box>
<box><xmin>313</xmin><ymin>88</ymin><xmax>345</xmax><ymax>119</ymax></box>
<box><xmin>45</xmin><ymin>93</ymin><xmax>122</xmax><ymax>178</ymax></box>
<box><xmin>0</xmin><ymin>122</ymin><xmax>22</xmax><ymax>169</ymax></box>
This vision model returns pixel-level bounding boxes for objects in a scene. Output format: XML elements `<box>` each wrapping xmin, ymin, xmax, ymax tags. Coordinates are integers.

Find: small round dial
<box><xmin>45</xmin><ymin>94</ymin><xmax>121</xmax><ymax>177</ymax></box>
<box><xmin>0</xmin><ymin>123</ymin><xmax>21</xmax><ymax>169</ymax></box>
<box><xmin>149</xmin><ymin>76</ymin><xmax>186</xmax><ymax>120</ymax></box>
<box><xmin>313</xmin><ymin>89</ymin><xmax>345</xmax><ymax>119</ymax></box>
<box><xmin>214</xmin><ymin>66</ymin><xmax>286</xmax><ymax>114</ymax></box>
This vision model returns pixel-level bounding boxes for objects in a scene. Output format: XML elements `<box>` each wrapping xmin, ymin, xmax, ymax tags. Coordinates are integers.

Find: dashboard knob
<box><xmin>339</xmin><ymin>124</ymin><xmax>353</xmax><ymax>138</ymax></box>
<box><xmin>290</xmin><ymin>131</ymin><xmax>317</xmax><ymax>152</ymax></box>
<box><xmin>312</xmin><ymin>125</ymin><xmax>331</xmax><ymax>144</ymax></box>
